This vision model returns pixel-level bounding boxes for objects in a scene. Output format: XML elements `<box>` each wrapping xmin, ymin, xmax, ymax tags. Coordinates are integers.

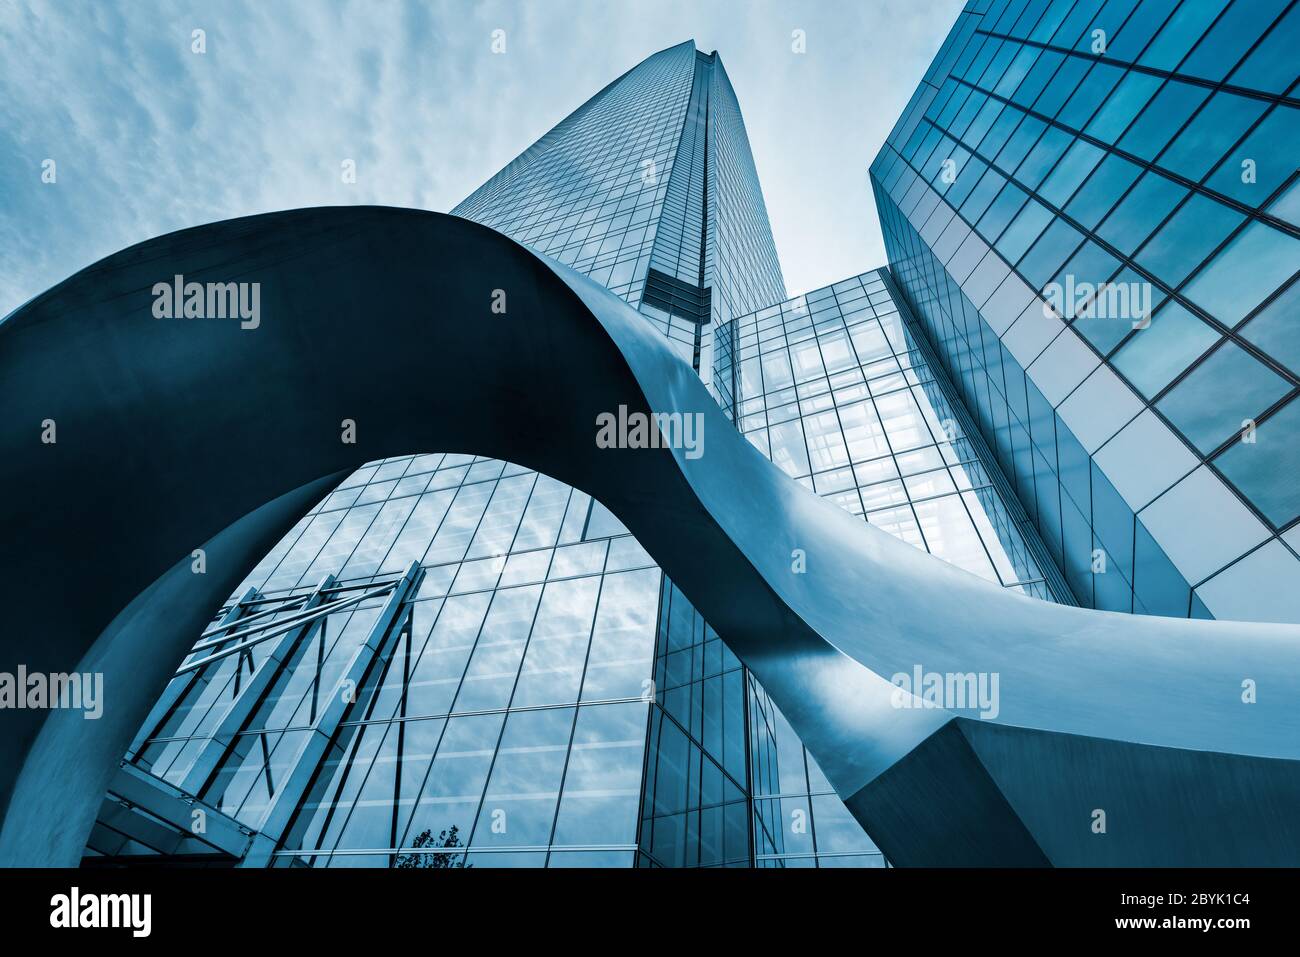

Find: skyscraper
<box><xmin>83</xmin><ymin>37</ymin><xmax>1067</xmax><ymax>868</ymax></box>
<box><xmin>871</xmin><ymin>0</ymin><xmax>1300</xmax><ymax>622</ymax></box>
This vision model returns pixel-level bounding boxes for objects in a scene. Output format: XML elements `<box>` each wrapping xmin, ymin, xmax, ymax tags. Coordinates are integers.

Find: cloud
<box><xmin>0</xmin><ymin>0</ymin><xmax>965</xmax><ymax>315</ymax></box>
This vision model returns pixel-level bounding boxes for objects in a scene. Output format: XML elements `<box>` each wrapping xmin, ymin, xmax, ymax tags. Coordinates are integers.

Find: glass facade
<box><xmin>98</xmin><ymin>9</ymin><xmax>1253</xmax><ymax>867</ymax></box>
<box><xmin>721</xmin><ymin>269</ymin><xmax>1068</xmax><ymax>602</ymax></box>
<box><xmin>871</xmin><ymin>0</ymin><xmax>1300</xmax><ymax>623</ymax></box>
<box><xmin>97</xmin><ymin>254</ymin><xmax>1071</xmax><ymax>869</ymax></box>
<box><xmin>721</xmin><ymin>268</ymin><xmax>1071</xmax><ymax>868</ymax></box>
<box><xmin>95</xmin><ymin>40</ymin><xmax>793</xmax><ymax>868</ymax></box>
<box><xmin>98</xmin><ymin>267</ymin><xmax>1060</xmax><ymax>869</ymax></box>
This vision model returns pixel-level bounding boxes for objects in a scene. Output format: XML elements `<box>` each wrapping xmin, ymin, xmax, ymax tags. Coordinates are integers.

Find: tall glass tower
<box><xmin>88</xmin><ymin>37</ymin><xmax>1068</xmax><ymax>868</ymax></box>
<box><xmin>872</xmin><ymin>0</ymin><xmax>1300</xmax><ymax>623</ymax></box>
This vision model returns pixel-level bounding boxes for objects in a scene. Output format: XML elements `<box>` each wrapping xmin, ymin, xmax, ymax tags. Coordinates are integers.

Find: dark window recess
<box><xmin>643</xmin><ymin>268</ymin><xmax>712</xmax><ymax>324</ymax></box>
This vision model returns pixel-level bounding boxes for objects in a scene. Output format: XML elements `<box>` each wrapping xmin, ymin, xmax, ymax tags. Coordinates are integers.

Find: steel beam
<box><xmin>239</xmin><ymin>562</ymin><xmax>421</xmax><ymax>867</ymax></box>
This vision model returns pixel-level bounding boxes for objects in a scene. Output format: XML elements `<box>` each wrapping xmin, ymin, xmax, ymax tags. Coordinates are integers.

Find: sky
<box><xmin>0</xmin><ymin>0</ymin><xmax>967</xmax><ymax>315</ymax></box>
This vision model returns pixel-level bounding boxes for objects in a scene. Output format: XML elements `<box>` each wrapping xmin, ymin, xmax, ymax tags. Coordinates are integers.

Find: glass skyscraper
<box><xmin>871</xmin><ymin>0</ymin><xmax>1300</xmax><ymax>622</ymax></box>
<box><xmin>84</xmin><ymin>36</ymin><xmax>1066</xmax><ymax>869</ymax></box>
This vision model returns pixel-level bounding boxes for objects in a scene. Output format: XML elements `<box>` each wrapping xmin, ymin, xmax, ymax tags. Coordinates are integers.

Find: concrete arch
<box><xmin>2</xmin><ymin>206</ymin><xmax>1299</xmax><ymax>866</ymax></box>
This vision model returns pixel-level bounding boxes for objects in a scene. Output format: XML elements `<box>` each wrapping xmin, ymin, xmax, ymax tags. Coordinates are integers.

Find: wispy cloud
<box><xmin>0</xmin><ymin>0</ymin><xmax>965</xmax><ymax>314</ymax></box>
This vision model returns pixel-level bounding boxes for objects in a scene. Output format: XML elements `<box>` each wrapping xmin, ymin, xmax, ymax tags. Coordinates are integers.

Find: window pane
<box><xmin>1097</xmin><ymin>171</ymin><xmax>1187</xmax><ymax>256</ymax></box>
<box><xmin>1112</xmin><ymin>302</ymin><xmax>1220</xmax><ymax>399</ymax></box>
<box><xmin>1181</xmin><ymin>0</ymin><xmax>1290</xmax><ymax>82</ymax></box>
<box><xmin>1156</xmin><ymin>341</ymin><xmax>1292</xmax><ymax>453</ymax></box>
<box><xmin>1228</xmin><ymin>2</ymin><xmax>1300</xmax><ymax>93</ymax></box>
<box><xmin>1086</xmin><ymin>71</ymin><xmax>1162</xmax><ymax>144</ymax></box>
<box><xmin>1138</xmin><ymin>0</ymin><xmax>1224</xmax><ymax>69</ymax></box>
<box><xmin>996</xmin><ymin>198</ymin><xmax>1054</xmax><ymax>263</ymax></box>
<box><xmin>1039</xmin><ymin>139</ymin><xmax>1105</xmax><ymax>207</ymax></box>
<box><xmin>1239</xmin><ymin>281</ymin><xmax>1300</xmax><ymax>376</ymax></box>
<box><xmin>1135</xmin><ymin>194</ymin><xmax>1243</xmax><ymax>288</ymax></box>
<box><xmin>1118</xmin><ymin>80</ymin><xmax>1209</xmax><ymax>161</ymax></box>
<box><xmin>1214</xmin><ymin>397</ymin><xmax>1300</xmax><ymax>527</ymax></box>
<box><xmin>1183</xmin><ymin>220</ymin><xmax>1300</xmax><ymax>326</ymax></box>
<box><xmin>1158</xmin><ymin>92</ymin><xmax>1268</xmax><ymax>182</ymax></box>
<box><xmin>1205</xmin><ymin>105</ymin><xmax>1300</xmax><ymax>205</ymax></box>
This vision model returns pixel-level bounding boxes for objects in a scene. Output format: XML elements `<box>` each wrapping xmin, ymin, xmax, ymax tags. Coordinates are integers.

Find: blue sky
<box><xmin>0</xmin><ymin>0</ymin><xmax>966</xmax><ymax>315</ymax></box>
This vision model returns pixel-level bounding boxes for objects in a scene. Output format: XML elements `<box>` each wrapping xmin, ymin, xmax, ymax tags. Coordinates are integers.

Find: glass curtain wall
<box><xmin>871</xmin><ymin>0</ymin><xmax>1300</xmax><ymax>622</ymax></box>
<box><xmin>112</xmin><ymin>40</ymin><xmax>789</xmax><ymax>868</ymax></box>
<box><xmin>720</xmin><ymin>267</ymin><xmax>1071</xmax><ymax>867</ymax></box>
